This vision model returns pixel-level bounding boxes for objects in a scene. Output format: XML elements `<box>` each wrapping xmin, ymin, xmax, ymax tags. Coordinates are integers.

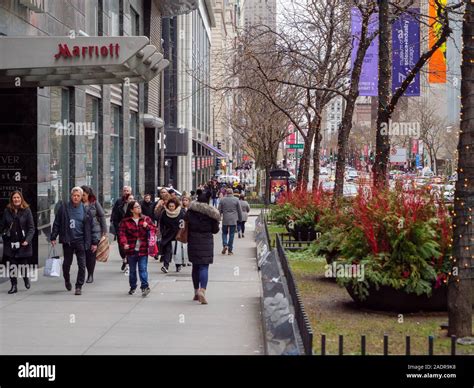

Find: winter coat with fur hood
<box><xmin>185</xmin><ymin>201</ymin><xmax>220</xmax><ymax>265</ymax></box>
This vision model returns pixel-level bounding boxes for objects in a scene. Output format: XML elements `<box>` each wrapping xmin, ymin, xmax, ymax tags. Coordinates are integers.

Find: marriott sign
<box><xmin>54</xmin><ymin>43</ymin><xmax>121</xmax><ymax>59</ymax></box>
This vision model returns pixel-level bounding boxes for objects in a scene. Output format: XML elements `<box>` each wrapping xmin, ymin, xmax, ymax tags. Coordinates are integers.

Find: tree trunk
<box><xmin>297</xmin><ymin>129</ymin><xmax>315</xmax><ymax>192</ymax></box>
<box><xmin>264</xmin><ymin>165</ymin><xmax>271</xmax><ymax>205</ymax></box>
<box><xmin>312</xmin><ymin>124</ymin><xmax>322</xmax><ymax>192</ymax></box>
<box><xmin>373</xmin><ymin>0</ymin><xmax>391</xmax><ymax>188</ymax></box>
<box><xmin>448</xmin><ymin>1</ymin><xmax>473</xmax><ymax>338</ymax></box>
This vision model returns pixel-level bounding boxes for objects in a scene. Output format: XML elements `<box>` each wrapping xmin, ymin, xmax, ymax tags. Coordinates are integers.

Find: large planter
<box><xmin>346</xmin><ymin>283</ymin><xmax>448</xmax><ymax>313</ymax></box>
<box><xmin>286</xmin><ymin>223</ymin><xmax>317</xmax><ymax>241</ymax></box>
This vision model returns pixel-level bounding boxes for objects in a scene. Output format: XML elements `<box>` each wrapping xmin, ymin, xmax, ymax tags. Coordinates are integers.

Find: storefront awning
<box><xmin>0</xmin><ymin>36</ymin><xmax>169</xmax><ymax>88</ymax></box>
<box><xmin>158</xmin><ymin>0</ymin><xmax>199</xmax><ymax>17</ymax></box>
<box><xmin>194</xmin><ymin>140</ymin><xmax>228</xmax><ymax>158</ymax></box>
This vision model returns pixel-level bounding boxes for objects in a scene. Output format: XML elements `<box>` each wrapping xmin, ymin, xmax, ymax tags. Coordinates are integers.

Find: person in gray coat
<box><xmin>218</xmin><ymin>188</ymin><xmax>242</xmax><ymax>255</ymax></box>
<box><xmin>237</xmin><ymin>194</ymin><xmax>250</xmax><ymax>238</ymax></box>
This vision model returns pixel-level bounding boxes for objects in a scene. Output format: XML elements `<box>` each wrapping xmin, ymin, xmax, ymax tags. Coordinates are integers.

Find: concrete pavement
<box><xmin>0</xmin><ymin>217</ymin><xmax>264</xmax><ymax>355</ymax></box>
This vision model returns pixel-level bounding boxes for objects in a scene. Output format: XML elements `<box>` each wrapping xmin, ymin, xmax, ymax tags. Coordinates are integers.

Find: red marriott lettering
<box><xmin>54</xmin><ymin>43</ymin><xmax>120</xmax><ymax>59</ymax></box>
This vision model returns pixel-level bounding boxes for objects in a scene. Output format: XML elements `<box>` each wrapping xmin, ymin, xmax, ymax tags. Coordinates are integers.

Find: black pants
<box><xmin>237</xmin><ymin>221</ymin><xmax>247</xmax><ymax>234</ymax></box>
<box><xmin>7</xmin><ymin>255</ymin><xmax>29</xmax><ymax>286</ymax></box>
<box><xmin>62</xmin><ymin>241</ymin><xmax>86</xmax><ymax>289</ymax></box>
<box><xmin>161</xmin><ymin>242</ymin><xmax>173</xmax><ymax>268</ymax></box>
<box><xmin>85</xmin><ymin>248</ymin><xmax>96</xmax><ymax>277</ymax></box>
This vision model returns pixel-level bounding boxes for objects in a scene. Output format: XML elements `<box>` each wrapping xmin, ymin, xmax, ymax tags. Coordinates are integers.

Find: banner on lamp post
<box><xmin>351</xmin><ymin>8</ymin><xmax>379</xmax><ymax>96</ymax></box>
<box><xmin>392</xmin><ymin>8</ymin><xmax>421</xmax><ymax>96</ymax></box>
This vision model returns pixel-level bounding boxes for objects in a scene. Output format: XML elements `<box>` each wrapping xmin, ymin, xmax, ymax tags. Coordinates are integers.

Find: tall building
<box><xmin>163</xmin><ymin>0</ymin><xmax>216</xmax><ymax>192</ymax></box>
<box><xmin>210</xmin><ymin>0</ymin><xmax>240</xmax><ymax>173</ymax></box>
<box><xmin>0</xmin><ymin>0</ymin><xmax>189</xmax><ymax>267</ymax></box>
<box><xmin>241</xmin><ymin>0</ymin><xmax>276</xmax><ymax>30</ymax></box>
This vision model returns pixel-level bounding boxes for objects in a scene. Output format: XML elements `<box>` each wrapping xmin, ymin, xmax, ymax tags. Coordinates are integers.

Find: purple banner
<box><xmin>351</xmin><ymin>8</ymin><xmax>379</xmax><ymax>96</ymax></box>
<box><xmin>392</xmin><ymin>9</ymin><xmax>420</xmax><ymax>96</ymax></box>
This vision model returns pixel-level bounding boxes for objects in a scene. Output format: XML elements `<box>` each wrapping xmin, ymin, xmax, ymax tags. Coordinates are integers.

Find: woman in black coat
<box><xmin>185</xmin><ymin>194</ymin><xmax>220</xmax><ymax>304</ymax></box>
<box><xmin>159</xmin><ymin>197</ymin><xmax>185</xmax><ymax>273</ymax></box>
<box><xmin>0</xmin><ymin>191</ymin><xmax>35</xmax><ymax>294</ymax></box>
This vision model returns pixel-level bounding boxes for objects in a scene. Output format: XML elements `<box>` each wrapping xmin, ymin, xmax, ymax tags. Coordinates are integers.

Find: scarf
<box><xmin>165</xmin><ymin>206</ymin><xmax>182</xmax><ymax>218</ymax></box>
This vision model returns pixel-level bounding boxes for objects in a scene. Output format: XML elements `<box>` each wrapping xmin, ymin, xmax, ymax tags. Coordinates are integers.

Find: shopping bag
<box><xmin>96</xmin><ymin>235</ymin><xmax>110</xmax><ymax>262</ymax></box>
<box><xmin>44</xmin><ymin>247</ymin><xmax>62</xmax><ymax>277</ymax></box>
<box><xmin>176</xmin><ymin>221</ymin><xmax>188</xmax><ymax>244</ymax></box>
<box><xmin>148</xmin><ymin>228</ymin><xmax>158</xmax><ymax>257</ymax></box>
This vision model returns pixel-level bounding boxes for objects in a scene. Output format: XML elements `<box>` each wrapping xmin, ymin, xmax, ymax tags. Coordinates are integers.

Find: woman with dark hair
<box><xmin>0</xmin><ymin>191</ymin><xmax>35</xmax><ymax>294</ymax></box>
<box><xmin>185</xmin><ymin>194</ymin><xmax>220</xmax><ymax>304</ymax></box>
<box><xmin>159</xmin><ymin>197</ymin><xmax>185</xmax><ymax>273</ymax></box>
<box><xmin>81</xmin><ymin>185</ymin><xmax>107</xmax><ymax>283</ymax></box>
<box><xmin>118</xmin><ymin>201</ymin><xmax>154</xmax><ymax>296</ymax></box>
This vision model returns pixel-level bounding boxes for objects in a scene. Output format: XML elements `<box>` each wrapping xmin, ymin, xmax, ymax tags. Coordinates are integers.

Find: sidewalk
<box><xmin>0</xmin><ymin>220</ymin><xmax>264</xmax><ymax>355</ymax></box>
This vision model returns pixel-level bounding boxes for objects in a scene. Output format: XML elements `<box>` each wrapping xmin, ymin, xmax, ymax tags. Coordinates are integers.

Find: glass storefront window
<box><xmin>110</xmin><ymin>105</ymin><xmax>121</xmax><ymax>204</ymax></box>
<box><xmin>130</xmin><ymin>112</ymin><xmax>138</xmax><ymax>195</ymax></box>
<box><xmin>86</xmin><ymin>95</ymin><xmax>99</xmax><ymax>193</ymax></box>
<box><xmin>50</xmin><ymin>87</ymin><xmax>70</xmax><ymax>217</ymax></box>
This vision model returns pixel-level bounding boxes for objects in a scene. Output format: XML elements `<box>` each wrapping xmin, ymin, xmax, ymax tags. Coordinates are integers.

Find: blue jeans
<box><xmin>192</xmin><ymin>264</ymin><xmax>209</xmax><ymax>289</ymax></box>
<box><xmin>212</xmin><ymin>198</ymin><xmax>218</xmax><ymax>207</ymax></box>
<box><xmin>127</xmin><ymin>254</ymin><xmax>149</xmax><ymax>290</ymax></box>
<box><xmin>222</xmin><ymin>225</ymin><xmax>236</xmax><ymax>252</ymax></box>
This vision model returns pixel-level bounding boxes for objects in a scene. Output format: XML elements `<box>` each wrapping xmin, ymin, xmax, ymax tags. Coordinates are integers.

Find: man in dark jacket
<box><xmin>218</xmin><ymin>188</ymin><xmax>242</xmax><ymax>255</ymax></box>
<box><xmin>140</xmin><ymin>194</ymin><xmax>156</xmax><ymax>220</ymax></box>
<box><xmin>186</xmin><ymin>194</ymin><xmax>220</xmax><ymax>304</ymax></box>
<box><xmin>51</xmin><ymin>187</ymin><xmax>99</xmax><ymax>295</ymax></box>
<box><xmin>111</xmin><ymin>186</ymin><xmax>132</xmax><ymax>270</ymax></box>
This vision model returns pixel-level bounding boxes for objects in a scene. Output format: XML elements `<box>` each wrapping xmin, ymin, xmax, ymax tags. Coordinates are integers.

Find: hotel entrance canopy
<box><xmin>0</xmin><ymin>36</ymin><xmax>168</xmax><ymax>88</ymax></box>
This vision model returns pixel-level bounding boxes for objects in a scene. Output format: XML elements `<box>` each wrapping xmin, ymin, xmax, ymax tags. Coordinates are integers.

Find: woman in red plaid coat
<box><xmin>118</xmin><ymin>200</ymin><xmax>155</xmax><ymax>296</ymax></box>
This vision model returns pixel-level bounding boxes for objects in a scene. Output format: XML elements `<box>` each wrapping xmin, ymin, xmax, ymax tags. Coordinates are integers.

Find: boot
<box><xmin>8</xmin><ymin>283</ymin><xmax>17</xmax><ymax>294</ymax></box>
<box><xmin>197</xmin><ymin>288</ymin><xmax>208</xmax><ymax>304</ymax></box>
<box><xmin>24</xmin><ymin>277</ymin><xmax>30</xmax><ymax>289</ymax></box>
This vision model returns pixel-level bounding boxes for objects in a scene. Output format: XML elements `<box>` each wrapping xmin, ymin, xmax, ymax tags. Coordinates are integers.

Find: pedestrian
<box><xmin>211</xmin><ymin>184</ymin><xmax>219</xmax><ymax>207</ymax></box>
<box><xmin>173</xmin><ymin>195</ymin><xmax>191</xmax><ymax>269</ymax></box>
<box><xmin>111</xmin><ymin>186</ymin><xmax>132</xmax><ymax>272</ymax></box>
<box><xmin>140</xmin><ymin>194</ymin><xmax>156</xmax><ymax>220</ymax></box>
<box><xmin>81</xmin><ymin>185</ymin><xmax>107</xmax><ymax>284</ymax></box>
<box><xmin>50</xmin><ymin>187</ymin><xmax>99</xmax><ymax>295</ymax></box>
<box><xmin>218</xmin><ymin>188</ymin><xmax>242</xmax><ymax>255</ymax></box>
<box><xmin>186</xmin><ymin>193</ymin><xmax>220</xmax><ymax>304</ymax></box>
<box><xmin>159</xmin><ymin>197</ymin><xmax>185</xmax><ymax>273</ymax></box>
<box><xmin>118</xmin><ymin>201</ymin><xmax>154</xmax><ymax>296</ymax></box>
<box><xmin>237</xmin><ymin>194</ymin><xmax>250</xmax><ymax>239</ymax></box>
<box><xmin>0</xmin><ymin>191</ymin><xmax>35</xmax><ymax>294</ymax></box>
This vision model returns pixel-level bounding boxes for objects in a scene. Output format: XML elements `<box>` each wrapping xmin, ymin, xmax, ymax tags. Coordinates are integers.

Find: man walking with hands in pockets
<box><xmin>218</xmin><ymin>188</ymin><xmax>242</xmax><ymax>255</ymax></box>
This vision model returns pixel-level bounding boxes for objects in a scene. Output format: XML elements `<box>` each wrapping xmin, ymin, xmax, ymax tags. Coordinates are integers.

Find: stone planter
<box><xmin>346</xmin><ymin>283</ymin><xmax>448</xmax><ymax>313</ymax></box>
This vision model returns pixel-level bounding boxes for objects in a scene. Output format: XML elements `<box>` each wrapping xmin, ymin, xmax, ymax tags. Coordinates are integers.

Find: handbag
<box><xmin>147</xmin><ymin>227</ymin><xmax>158</xmax><ymax>257</ymax></box>
<box><xmin>44</xmin><ymin>246</ymin><xmax>62</xmax><ymax>277</ymax></box>
<box><xmin>176</xmin><ymin>220</ymin><xmax>188</xmax><ymax>244</ymax></box>
<box><xmin>96</xmin><ymin>235</ymin><xmax>110</xmax><ymax>262</ymax></box>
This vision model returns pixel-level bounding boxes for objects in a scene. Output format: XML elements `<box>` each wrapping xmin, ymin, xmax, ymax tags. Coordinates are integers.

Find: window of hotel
<box><xmin>110</xmin><ymin>105</ymin><xmax>121</xmax><ymax>203</ymax></box>
<box><xmin>50</xmin><ymin>87</ymin><xmax>71</xmax><ymax>210</ymax></box>
<box><xmin>110</xmin><ymin>0</ymin><xmax>121</xmax><ymax>36</ymax></box>
<box><xmin>129</xmin><ymin>112</ymin><xmax>138</xmax><ymax>195</ymax></box>
<box><xmin>85</xmin><ymin>0</ymin><xmax>98</xmax><ymax>36</ymax></box>
<box><xmin>85</xmin><ymin>95</ymin><xmax>99</xmax><ymax>193</ymax></box>
<box><xmin>130</xmin><ymin>6</ymin><xmax>139</xmax><ymax>36</ymax></box>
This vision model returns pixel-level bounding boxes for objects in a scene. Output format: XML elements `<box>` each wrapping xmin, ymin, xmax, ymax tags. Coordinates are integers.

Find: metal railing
<box><xmin>275</xmin><ymin>234</ymin><xmax>314</xmax><ymax>355</ymax></box>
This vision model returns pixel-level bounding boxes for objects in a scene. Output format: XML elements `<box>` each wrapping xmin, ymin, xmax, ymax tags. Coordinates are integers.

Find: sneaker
<box><xmin>228</xmin><ymin>251</ymin><xmax>234</xmax><ymax>256</ymax></box>
<box><xmin>193</xmin><ymin>291</ymin><xmax>199</xmax><ymax>301</ymax></box>
<box><xmin>121</xmin><ymin>262</ymin><xmax>127</xmax><ymax>271</ymax></box>
<box><xmin>142</xmin><ymin>287</ymin><xmax>151</xmax><ymax>297</ymax></box>
<box><xmin>75</xmin><ymin>288</ymin><xmax>82</xmax><ymax>295</ymax></box>
<box><xmin>154</xmin><ymin>255</ymin><xmax>160</xmax><ymax>261</ymax></box>
<box><xmin>128</xmin><ymin>288</ymin><xmax>136</xmax><ymax>295</ymax></box>
<box><xmin>161</xmin><ymin>266</ymin><xmax>168</xmax><ymax>274</ymax></box>
<box><xmin>176</xmin><ymin>265</ymin><xmax>182</xmax><ymax>272</ymax></box>
<box><xmin>222</xmin><ymin>246</ymin><xmax>227</xmax><ymax>254</ymax></box>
